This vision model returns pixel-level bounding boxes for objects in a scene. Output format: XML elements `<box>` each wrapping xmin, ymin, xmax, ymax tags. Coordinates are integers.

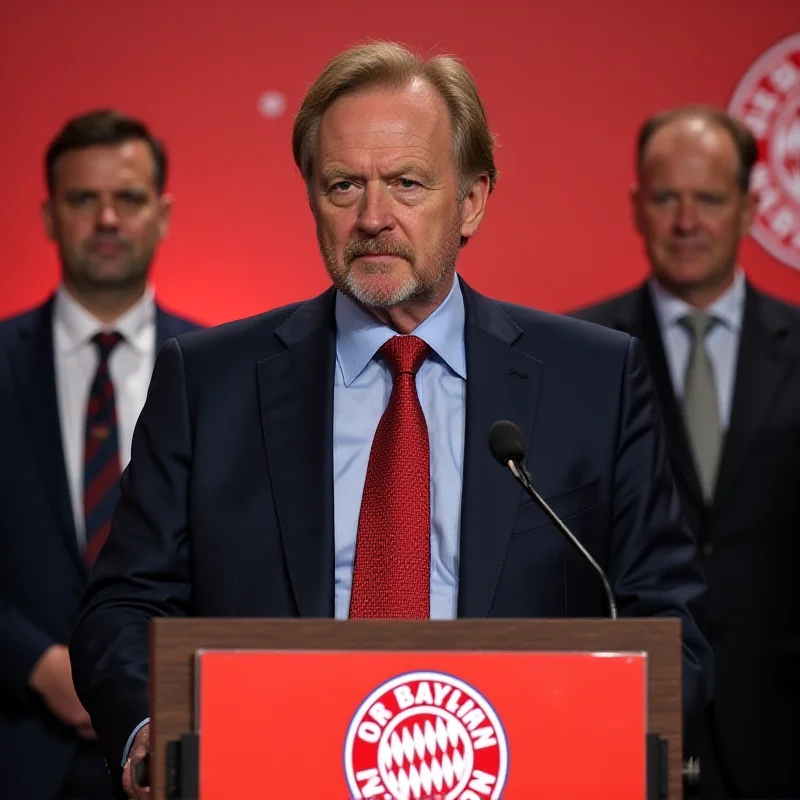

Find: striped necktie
<box><xmin>83</xmin><ymin>331</ymin><xmax>123</xmax><ymax>565</ymax></box>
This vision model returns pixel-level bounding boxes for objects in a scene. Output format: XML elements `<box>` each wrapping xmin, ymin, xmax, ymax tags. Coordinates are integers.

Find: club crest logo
<box><xmin>343</xmin><ymin>671</ymin><xmax>509</xmax><ymax>800</ymax></box>
<box><xmin>728</xmin><ymin>33</ymin><xmax>800</xmax><ymax>271</ymax></box>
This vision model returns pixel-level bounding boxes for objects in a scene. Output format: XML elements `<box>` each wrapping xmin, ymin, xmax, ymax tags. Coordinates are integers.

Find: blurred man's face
<box><xmin>311</xmin><ymin>80</ymin><xmax>487</xmax><ymax>314</ymax></box>
<box><xmin>632</xmin><ymin>118</ymin><xmax>756</xmax><ymax>304</ymax></box>
<box><xmin>42</xmin><ymin>140</ymin><xmax>171</xmax><ymax>296</ymax></box>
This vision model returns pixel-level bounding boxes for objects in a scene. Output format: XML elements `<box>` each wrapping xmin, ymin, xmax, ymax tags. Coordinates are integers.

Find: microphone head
<box><xmin>488</xmin><ymin>420</ymin><xmax>527</xmax><ymax>465</ymax></box>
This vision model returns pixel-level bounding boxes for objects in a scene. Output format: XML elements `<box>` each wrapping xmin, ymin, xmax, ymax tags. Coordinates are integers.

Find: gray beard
<box><xmin>343</xmin><ymin>268</ymin><xmax>423</xmax><ymax>308</ymax></box>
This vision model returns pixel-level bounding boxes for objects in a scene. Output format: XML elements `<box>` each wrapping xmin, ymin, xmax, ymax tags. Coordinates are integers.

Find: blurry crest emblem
<box><xmin>729</xmin><ymin>33</ymin><xmax>800</xmax><ymax>270</ymax></box>
<box><xmin>343</xmin><ymin>671</ymin><xmax>508</xmax><ymax>800</ymax></box>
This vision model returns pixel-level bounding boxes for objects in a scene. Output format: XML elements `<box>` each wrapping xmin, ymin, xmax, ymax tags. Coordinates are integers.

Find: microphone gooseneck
<box><xmin>488</xmin><ymin>420</ymin><xmax>618</xmax><ymax>619</ymax></box>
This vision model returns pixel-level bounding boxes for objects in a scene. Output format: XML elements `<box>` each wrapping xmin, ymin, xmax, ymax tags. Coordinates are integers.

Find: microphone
<box><xmin>488</xmin><ymin>420</ymin><xmax>618</xmax><ymax>619</ymax></box>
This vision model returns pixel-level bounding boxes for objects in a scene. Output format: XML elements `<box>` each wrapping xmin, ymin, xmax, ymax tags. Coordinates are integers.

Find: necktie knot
<box><xmin>679</xmin><ymin>311</ymin><xmax>717</xmax><ymax>339</ymax></box>
<box><xmin>380</xmin><ymin>335</ymin><xmax>430</xmax><ymax>376</ymax></box>
<box><xmin>92</xmin><ymin>331</ymin><xmax>123</xmax><ymax>361</ymax></box>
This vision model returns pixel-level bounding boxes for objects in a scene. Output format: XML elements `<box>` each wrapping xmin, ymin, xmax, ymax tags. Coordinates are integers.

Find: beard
<box><xmin>318</xmin><ymin>215</ymin><xmax>463</xmax><ymax>309</ymax></box>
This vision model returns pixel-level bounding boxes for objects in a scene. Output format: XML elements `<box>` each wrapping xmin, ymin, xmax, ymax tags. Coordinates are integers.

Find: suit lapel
<box><xmin>8</xmin><ymin>298</ymin><xmax>84</xmax><ymax>572</ymax></box>
<box><xmin>622</xmin><ymin>287</ymin><xmax>706</xmax><ymax>511</ymax></box>
<box><xmin>257</xmin><ymin>290</ymin><xmax>337</xmax><ymax>617</ymax></box>
<box><xmin>457</xmin><ymin>283</ymin><xmax>543</xmax><ymax>617</ymax></box>
<box><xmin>713</xmin><ymin>286</ymin><xmax>793</xmax><ymax>508</ymax></box>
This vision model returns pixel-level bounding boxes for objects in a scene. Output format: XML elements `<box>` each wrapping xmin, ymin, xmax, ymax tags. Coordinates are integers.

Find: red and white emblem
<box><xmin>344</xmin><ymin>671</ymin><xmax>509</xmax><ymax>800</ymax></box>
<box><xmin>728</xmin><ymin>33</ymin><xmax>800</xmax><ymax>270</ymax></box>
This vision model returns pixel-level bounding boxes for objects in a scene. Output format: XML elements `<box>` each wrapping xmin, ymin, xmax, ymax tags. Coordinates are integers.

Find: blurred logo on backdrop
<box><xmin>343</xmin><ymin>670</ymin><xmax>508</xmax><ymax>800</ymax></box>
<box><xmin>729</xmin><ymin>33</ymin><xmax>800</xmax><ymax>271</ymax></box>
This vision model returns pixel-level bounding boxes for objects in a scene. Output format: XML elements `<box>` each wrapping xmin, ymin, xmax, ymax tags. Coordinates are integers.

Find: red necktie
<box><xmin>349</xmin><ymin>335</ymin><xmax>431</xmax><ymax>619</ymax></box>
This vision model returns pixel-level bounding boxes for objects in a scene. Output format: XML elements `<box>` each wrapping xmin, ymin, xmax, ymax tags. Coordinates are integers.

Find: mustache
<box><xmin>343</xmin><ymin>238</ymin><xmax>415</xmax><ymax>266</ymax></box>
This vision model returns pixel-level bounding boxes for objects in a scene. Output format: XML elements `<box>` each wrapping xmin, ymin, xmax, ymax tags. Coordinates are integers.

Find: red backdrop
<box><xmin>1</xmin><ymin>1</ymin><xmax>798</xmax><ymax>325</ymax></box>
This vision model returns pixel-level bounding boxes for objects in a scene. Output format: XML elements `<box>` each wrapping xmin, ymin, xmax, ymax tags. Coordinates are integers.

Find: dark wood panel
<box><xmin>151</xmin><ymin>618</ymin><xmax>682</xmax><ymax>798</ymax></box>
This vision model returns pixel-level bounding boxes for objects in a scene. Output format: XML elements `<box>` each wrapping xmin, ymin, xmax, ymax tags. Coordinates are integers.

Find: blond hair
<box><xmin>292</xmin><ymin>41</ymin><xmax>497</xmax><ymax>199</ymax></box>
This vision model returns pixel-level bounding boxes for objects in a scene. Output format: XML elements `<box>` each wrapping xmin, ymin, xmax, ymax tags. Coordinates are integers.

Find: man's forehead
<box><xmin>53</xmin><ymin>142</ymin><xmax>156</xmax><ymax>187</ymax></box>
<box><xmin>322</xmin><ymin>131</ymin><xmax>436</xmax><ymax>159</ymax></box>
<box><xmin>316</xmin><ymin>85</ymin><xmax>450</xmax><ymax>174</ymax></box>
<box><xmin>643</xmin><ymin>120</ymin><xmax>738</xmax><ymax>170</ymax></box>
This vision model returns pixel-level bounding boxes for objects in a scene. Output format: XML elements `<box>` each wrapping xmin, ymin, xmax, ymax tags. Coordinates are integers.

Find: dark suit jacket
<box><xmin>0</xmin><ymin>297</ymin><xmax>199</xmax><ymax>800</ymax></box>
<box><xmin>572</xmin><ymin>282</ymin><xmax>800</xmax><ymax>798</ymax></box>
<box><xmin>70</xmin><ymin>280</ymin><xmax>712</xmax><ymax>768</ymax></box>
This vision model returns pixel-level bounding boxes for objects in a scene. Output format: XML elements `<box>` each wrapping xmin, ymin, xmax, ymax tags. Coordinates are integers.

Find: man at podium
<box><xmin>70</xmin><ymin>41</ymin><xmax>712</xmax><ymax>799</ymax></box>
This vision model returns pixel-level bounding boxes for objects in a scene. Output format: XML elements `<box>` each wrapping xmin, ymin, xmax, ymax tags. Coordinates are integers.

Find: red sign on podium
<box><xmin>195</xmin><ymin>650</ymin><xmax>647</xmax><ymax>798</ymax></box>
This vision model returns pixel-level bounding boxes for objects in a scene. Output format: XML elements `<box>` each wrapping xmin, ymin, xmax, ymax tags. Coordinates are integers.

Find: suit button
<box><xmin>701</xmin><ymin>543</ymin><xmax>714</xmax><ymax>556</ymax></box>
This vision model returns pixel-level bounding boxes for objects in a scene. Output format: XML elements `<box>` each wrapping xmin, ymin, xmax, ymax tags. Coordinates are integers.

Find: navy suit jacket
<box><xmin>0</xmin><ymin>297</ymin><xmax>199</xmax><ymax>799</ymax></box>
<box><xmin>70</xmin><ymin>281</ymin><xmax>712</xmax><ymax>765</ymax></box>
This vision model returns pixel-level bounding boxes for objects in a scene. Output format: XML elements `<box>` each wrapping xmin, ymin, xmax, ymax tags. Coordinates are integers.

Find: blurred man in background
<box><xmin>573</xmin><ymin>105</ymin><xmax>800</xmax><ymax>798</ymax></box>
<box><xmin>0</xmin><ymin>110</ymin><xmax>200</xmax><ymax>799</ymax></box>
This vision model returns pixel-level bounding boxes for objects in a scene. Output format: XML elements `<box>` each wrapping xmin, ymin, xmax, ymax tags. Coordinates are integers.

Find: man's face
<box><xmin>311</xmin><ymin>80</ymin><xmax>485</xmax><ymax>310</ymax></box>
<box><xmin>632</xmin><ymin>118</ymin><xmax>755</xmax><ymax>299</ymax></box>
<box><xmin>42</xmin><ymin>140</ymin><xmax>171</xmax><ymax>294</ymax></box>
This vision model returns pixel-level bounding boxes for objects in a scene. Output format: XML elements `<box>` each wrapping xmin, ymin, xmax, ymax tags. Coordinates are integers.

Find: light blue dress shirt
<box><xmin>648</xmin><ymin>269</ymin><xmax>746</xmax><ymax>430</ymax></box>
<box><xmin>123</xmin><ymin>277</ymin><xmax>468</xmax><ymax>764</ymax></box>
<box><xmin>333</xmin><ymin>275</ymin><xmax>467</xmax><ymax>620</ymax></box>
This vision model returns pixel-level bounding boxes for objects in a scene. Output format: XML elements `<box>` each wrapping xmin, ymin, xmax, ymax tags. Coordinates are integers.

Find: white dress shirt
<box><xmin>648</xmin><ymin>270</ymin><xmax>746</xmax><ymax>430</ymax></box>
<box><xmin>52</xmin><ymin>285</ymin><xmax>156</xmax><ymax>547</ymax></box>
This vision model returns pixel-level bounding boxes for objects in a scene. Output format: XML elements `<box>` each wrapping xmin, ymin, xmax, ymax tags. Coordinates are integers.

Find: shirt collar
<box><xmin>648</xmin><ymin>268</ymin><xmax>746</xmax><ymax>333</ymax></box>
<box><xmin>53</xmin><ymin>285</ymin><xmax>156</xmax><ymax>355</ymax></box>
<box><xmin>335</xmin><ymin>275</ymin><xmax>467</xmax><ymax>387</ymax></box>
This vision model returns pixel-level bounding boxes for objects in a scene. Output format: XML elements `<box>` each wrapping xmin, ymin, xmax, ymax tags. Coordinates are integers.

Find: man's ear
<box><xmin>459</xmin><ymin>174</ymin><xmax>491</xmax><ymax>242</ymax></box>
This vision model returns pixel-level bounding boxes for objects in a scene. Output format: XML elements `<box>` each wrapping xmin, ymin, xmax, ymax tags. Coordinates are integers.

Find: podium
<box><xmin>149</xmin><ymin>617</ymin><xmax>683</xmax><ymax>799</ymax></box>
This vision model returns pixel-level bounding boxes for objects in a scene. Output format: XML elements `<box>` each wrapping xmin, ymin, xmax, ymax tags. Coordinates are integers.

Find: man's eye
<box><xmin>651</xmin><ymin>192</ymin><xmax>675</xmax><ymax>205</ymax></box>
<box><xmin>118</xmin><ymin>191</ymin><xmax>147</xmax><ymax>205</ymax></box>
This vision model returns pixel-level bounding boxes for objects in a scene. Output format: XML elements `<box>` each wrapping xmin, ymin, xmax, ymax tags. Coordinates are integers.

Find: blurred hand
<box><xmin>28</xmin><ymin>644</ymin><xmax>95</xmax><ymax>739</ymax></box>
<box><xmin>123</xmin><ymin>722</ymin><xmax>150</xmax><ymax>799</ymax></box>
